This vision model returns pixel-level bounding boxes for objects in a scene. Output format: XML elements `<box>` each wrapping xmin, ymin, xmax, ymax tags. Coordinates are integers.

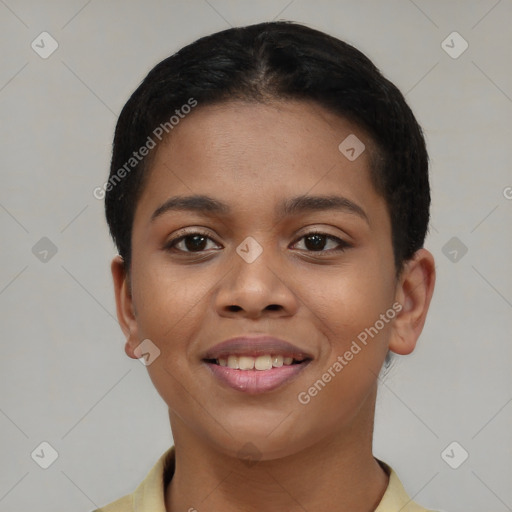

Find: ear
<box><xmin>389</xmin><ymin>248</ymin><xmax>436</xmax><ymax>355</ymax></box>
<box><xmin>111</xmin><ymin>255</ymin><xmax>140</xmax><ymax>360</ymax></box>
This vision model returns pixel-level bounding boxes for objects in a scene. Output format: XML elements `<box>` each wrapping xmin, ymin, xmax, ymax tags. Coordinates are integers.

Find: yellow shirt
<box><xmin>93</xmin><ymin>447</ymin><xmax>436</xmax><ymax>512</ymax></box>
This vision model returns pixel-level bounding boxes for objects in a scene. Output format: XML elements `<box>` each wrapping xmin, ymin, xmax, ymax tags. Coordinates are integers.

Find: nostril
<box><xmin>225</xmin><ymin>304</ymin><xmax>282</xmax><ymax>312</ymax></box>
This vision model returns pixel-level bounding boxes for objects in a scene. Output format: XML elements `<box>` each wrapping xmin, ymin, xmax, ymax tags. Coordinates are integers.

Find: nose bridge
<box><xmin>215</xmin><ymin>233</ymin><xmax>297</xmax><ymax>317</ymax></box>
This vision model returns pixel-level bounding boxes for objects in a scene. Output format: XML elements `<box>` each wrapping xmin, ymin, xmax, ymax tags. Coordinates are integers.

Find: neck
<box><xmin>165</xmin><ymin>389</ymin><xmax>388</xmax><ymax>512</ymax></box>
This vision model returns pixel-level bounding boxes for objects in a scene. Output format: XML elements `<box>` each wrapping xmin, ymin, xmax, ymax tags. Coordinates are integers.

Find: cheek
<box><xmin>309</xmin><ymin>260</ymin><xmax>395</xmax><ymax>341</ymax></box>
<box><xmin>300</xmin><ymin>258</ymin><xmax>394</xmax><ymax>400</ymax></box>
<box><xmin>131</xmin><ymin>256</ymin><xmax>210</xmax><ymax>340</ymax></box>
<box><xmin>130</xmin><ymin>258</ymin><xmax>216</xmax><ymax>389</ymax></box>
<box><xmin>296</xmin><ymin>273</ymin><xmax>393</xmax><ymax>430</ymax></box>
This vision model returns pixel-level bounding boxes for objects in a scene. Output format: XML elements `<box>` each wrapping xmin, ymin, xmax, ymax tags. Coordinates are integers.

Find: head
<box><xmin>106</xmin><ymin>21</ymin><xmax>435</xmax><ymax>460</ymax></box>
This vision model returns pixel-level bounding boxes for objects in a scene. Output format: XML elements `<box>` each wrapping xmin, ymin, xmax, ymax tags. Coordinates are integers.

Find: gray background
<box><xmin>1</xmin><ymin>1</ymin><xmax>511</xmax><ymax>511</ymax></box>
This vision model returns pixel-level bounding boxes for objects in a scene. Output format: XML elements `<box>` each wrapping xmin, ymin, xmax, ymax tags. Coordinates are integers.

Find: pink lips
<box><xmin>202</xmin><ymin>335</ymin><xmax>313</xmax><ymax>394</ymax></box>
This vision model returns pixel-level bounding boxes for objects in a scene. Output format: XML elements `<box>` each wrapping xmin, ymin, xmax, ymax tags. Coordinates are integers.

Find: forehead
<box><xmin>156</xmin><ymin>99</ymin><xmax>375</xmax><ymax>170</ymax></box>
<box><xmin>134</xmin><ymin>99</ymin><xmax>386</xmax><ymax>225</ymax></box>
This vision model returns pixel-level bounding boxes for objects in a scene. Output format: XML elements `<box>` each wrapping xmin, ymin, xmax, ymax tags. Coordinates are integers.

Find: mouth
<box><xmin>201</xmin><ymin>336</ymin><xmax>313</xmax><ymax>394</ymax></box>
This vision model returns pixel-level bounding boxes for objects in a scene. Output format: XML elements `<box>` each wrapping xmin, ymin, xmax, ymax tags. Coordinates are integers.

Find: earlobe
<box><xmin>389</xmin><ymin>248</ymin><xmax>436</xmax><ymax>356</ymax></box>
<box><xmin>111</xmin><ymin>255</ymin><xmax>140</xmax><ymax>360</ymax></box>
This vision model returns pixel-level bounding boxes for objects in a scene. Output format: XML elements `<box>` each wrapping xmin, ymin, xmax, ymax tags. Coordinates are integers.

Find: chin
<box><xmin>208</xmin><ymin>424</ymin><xmax>318</xmax><ymax>463</ymax></box>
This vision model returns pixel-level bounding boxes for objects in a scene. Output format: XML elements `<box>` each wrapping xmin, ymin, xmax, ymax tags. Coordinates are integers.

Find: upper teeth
<box><xmin>217</xmin><ymin>354</ymin><xmax>296</xmax><ymax>370</ymax></box>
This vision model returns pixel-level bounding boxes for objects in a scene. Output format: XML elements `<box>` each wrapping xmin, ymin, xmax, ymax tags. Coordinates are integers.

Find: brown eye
<box><xmin>304</xmin><ymin>234</ymin><xmax>328</xmax><ymax>251</ymax></box>
<box><xmin>165</xmin><ymin>231</ymin><xmax>221</xmax><ymax>253</ymax></box>
<box><xmin>181</xmin><ymin>235</ymin><xmax>208</xmax><ymax>252</ymax></box>
<box><xmin>292</xmin><ymin>232</ymin><xmax>350</xmax><ymax>253</ymax></box>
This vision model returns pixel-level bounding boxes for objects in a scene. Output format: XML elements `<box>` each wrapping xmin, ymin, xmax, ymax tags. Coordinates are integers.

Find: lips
<box><xmin>202</xmin><ymin>335</ymin><xmax>313</xmax><ymax>394</ymax></box>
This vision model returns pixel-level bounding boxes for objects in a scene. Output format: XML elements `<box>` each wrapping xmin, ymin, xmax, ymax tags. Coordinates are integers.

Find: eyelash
<box><xmin>164</xmin><ymin>229</ymin><xmax>351</xmax><ymax>255</ymax></box>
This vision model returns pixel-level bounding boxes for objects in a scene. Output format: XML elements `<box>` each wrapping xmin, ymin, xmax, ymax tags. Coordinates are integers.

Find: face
<box><xmin>112</xmin><ymin>99</ymin><xmax>434</xmax><ymax>461</ymax></box>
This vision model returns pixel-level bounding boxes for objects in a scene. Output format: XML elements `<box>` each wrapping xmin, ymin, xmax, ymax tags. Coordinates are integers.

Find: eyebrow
<box><xmin>151</xmin><ymin>194</ymin><xmax>369</xmax><ymax>224</ymax></box>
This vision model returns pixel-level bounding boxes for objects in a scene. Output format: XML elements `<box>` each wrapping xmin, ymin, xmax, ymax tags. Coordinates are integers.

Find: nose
<box><xmin>214</xmin><ymin>242</ymin><xmax>299</xmax><ymax>319</ymax></box>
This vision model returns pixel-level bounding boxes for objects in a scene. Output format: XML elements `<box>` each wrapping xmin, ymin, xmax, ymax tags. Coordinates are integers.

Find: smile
<box><xmin>201</xmin><ymin>335</ymin><xmax>313</xmax><ymax>393</ymax></box>
<box><xmin>208</xmin><ymin>354</ymin><xmax>307</xmax><ymax>370</ymax></box>
<box><xmin>203</xmin><ymin>356</ymin><xmax>311</xmax><ymax>394</ymax></box>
